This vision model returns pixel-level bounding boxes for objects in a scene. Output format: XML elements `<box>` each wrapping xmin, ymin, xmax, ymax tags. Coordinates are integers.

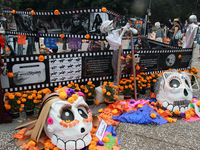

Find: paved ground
<box><xmin>1</xmin><ymin>39</ymin><xmax>200</xmax><ymax>150</ymax></box>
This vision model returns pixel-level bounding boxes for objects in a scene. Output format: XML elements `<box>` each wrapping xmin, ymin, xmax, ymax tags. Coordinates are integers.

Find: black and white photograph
<box><xmin>12</xmin><ymin>62</ymin><xmax>46</xmax><ymax>85</ymax></box>
<box><xmin>62</xmin><ymin>13</ymin><xmax>89</xmax><ymax>35</ymax></box>
<box><xmin>89</xmin><ymin>13</ymin><xmax>108</xmax><ymax>35</ymax></box>
<box><xmin>49</xmin><ymin>57</ymin><xmax>82</xmax><ymax>82</ymax></box>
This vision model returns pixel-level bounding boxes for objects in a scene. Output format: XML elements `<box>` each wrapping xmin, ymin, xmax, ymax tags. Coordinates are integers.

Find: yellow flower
<box><xmin>174</xmin><ymin>110</ymin><xmax>180</xmax><ymax>115</ymax></box>
<box><xmin>5</xmin><ymin>92</ymin><xmax>10</xmax><ymax>97</ymax></box>
<box><xmin>106</xmin><ymin>92</ymin><xmax>111</xmax><ymax>96</ymax></box>
<box><xmin>102</xmin><ymin>137</ymin><xmax>110</xmax><ymax>143</ymax></box>
<box><xmin>59</xmin><ymin>92</ymin><xmax>67</xmax><ymax>100</ymax></box>
<box><xmin>8</xmin><ymin>94</ymin><xmax>14</xmax><ymax>99</ymax></box>
<box><xmin>98</xmin><ymin>108</ymin><xmax>103</xmax><ymax>113</ymax></box>
<box><xmin>72</xmin><ymin>94</ymin><xmax>78</xmax><ymax>100</ymax></box>
<box><xmin>102</xmin><ymin>89</ymin><xmax>106</xmax><ymax>93</ymax></box>
<box><xmin>167</xmin><ymin>117</ymin><xmax>173</xmax><ymax>123</ymax></box>
<box><xmin>150</xmin><ymin>113</ymin><xmax>157</xmax><ymax>119</ymax></box>
<box><xmin>68</xmin><ymin>97</ymin><xmax>74</xmax><ymax>104</ymax></box>
<box><xmin>28</xmin><ymin>95</ymin><xmax>33</xmax><ymax>100</ymax></box>
<box><xmin>88</xmin><ymin>93</ymin><xmax>92</xmax><ymax>97</ymax></box>
<box><xmin>68</xmin><ymin>84</ymin><xmax>72</xmax><ymax>88</ymax></box>
<box><xmin>114</xmin><ymin>95</ymin><xmax>118</xmax><ymax>100</ymax></box>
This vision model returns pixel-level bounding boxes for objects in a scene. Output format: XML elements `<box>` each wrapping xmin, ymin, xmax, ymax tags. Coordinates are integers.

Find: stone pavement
<box><xmin>1</xmin><ymin>42</ymin><xmax>200</xmax><ymax>150</ymax></box>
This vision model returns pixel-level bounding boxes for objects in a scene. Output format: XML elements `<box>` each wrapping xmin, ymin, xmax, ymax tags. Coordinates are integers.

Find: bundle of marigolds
<box><xmin>101</xmin><ymin>81</ymin><xmax>118</xmax><ymax>103</ymax></box>
<box><xmin>119</xmin><ymin>78</ymin><xmax>133</xmax><ymax>97</ymax></box>
<box><xmin>4</xmin><ymin>92</ymin><xmax>23</xmax><ymax>114</ymax></box>
<box><xmin>80</xmin><ymin>81</ymin><xmax>96</xmax><ymax>99</ymax></box>
<box><xmin>67</xmin><ymin>82</ymin><xmax>81</xmax><ymax>91</ymax></box>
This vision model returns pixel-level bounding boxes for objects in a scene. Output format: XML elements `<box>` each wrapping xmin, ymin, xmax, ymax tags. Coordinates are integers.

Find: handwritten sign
<box><xmin>95</xmin><ymin>119</ymin><xmax>107</xmax><ymax>141</ymax></box>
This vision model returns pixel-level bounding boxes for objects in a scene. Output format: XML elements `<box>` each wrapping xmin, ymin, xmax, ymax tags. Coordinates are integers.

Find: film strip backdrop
<box><xmin>1</xmin><ymin>51</ymin><xmax>113</xmax><ymax>93</ymax></box>
<box><xmin>121</xmin><ymin>48</ymin><xmax>193</xmax><ymax>78</ymax></box>
<box><xmin>148</xmin><ymin>39</ymin><xmax>181</xmax><ymax>49</ymax></box>
<box><xmin>2</xmin><ymin>7</ymin><xmax>121</xmax><ymax>40</ymax></box>
<box><xmin>1</xmin><ymin>48</ymin><xmax>193</xmax><ymax>93</ymax></box>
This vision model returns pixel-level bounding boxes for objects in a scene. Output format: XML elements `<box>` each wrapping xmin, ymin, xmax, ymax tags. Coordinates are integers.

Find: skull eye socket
<box><xmin>61</xmin><ymin>109</ymin><xmax>74</xmax><ymax>122</ymax></box>
<box><xmin>185</xmin><ymin>79</ymin><xmax>190</xmax><ymax>88</ymax></box>
<box><xmin>78</xmin><ymin>108</ymin><xmax>88</xmax><ymax>119</ymax></box>
<box><xmin>169</xmin><ymin>79</ymin><xmax>180</xmax><ymax>88</ymax></box>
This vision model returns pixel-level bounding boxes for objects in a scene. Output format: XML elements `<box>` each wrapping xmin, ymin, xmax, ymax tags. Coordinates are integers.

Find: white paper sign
<box><xmin>95</xmin><ymin>119</ymin><xmax>107</xmax><ymax>141</ymax></box>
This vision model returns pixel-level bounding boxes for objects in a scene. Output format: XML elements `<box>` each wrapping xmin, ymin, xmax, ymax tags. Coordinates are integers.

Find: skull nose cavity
<box><xmin>81</xmin><ymin>127</ymin><xmax>85</xmax><ymax>133</ymax></box>
<box><xmin>184</xmin><ymin>89</ymin><xmax>188</xmax><ymax>96</ymax></box>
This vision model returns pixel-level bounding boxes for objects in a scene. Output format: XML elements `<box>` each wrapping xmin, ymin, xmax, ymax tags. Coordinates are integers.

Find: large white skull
<box><xmin>155</xmin><ymin>71</ymin><xmax>194</xmax><ymax>113</ymax></box>
<box><xmin>43</xmin><ymin>94</ymin><xmax>92</xmax><ymax>150</ymax></box>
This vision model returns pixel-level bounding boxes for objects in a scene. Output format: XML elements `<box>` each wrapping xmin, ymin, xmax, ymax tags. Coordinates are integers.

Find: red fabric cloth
<box><xmin>0</xmin><ymin>36</ymin><xmax>5</xmax><ymax>49</ymax></box>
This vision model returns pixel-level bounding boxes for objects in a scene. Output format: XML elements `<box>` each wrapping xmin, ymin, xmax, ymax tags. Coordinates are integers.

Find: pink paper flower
<box><xmin>47</xmin><ymin>117</ymin><xmax>53</xmax><ymax>125</ymax></box>
<box><xmin>78</xmin><ymin>92</ymin><xmax>84</xmax><ymax>97</ymax></box>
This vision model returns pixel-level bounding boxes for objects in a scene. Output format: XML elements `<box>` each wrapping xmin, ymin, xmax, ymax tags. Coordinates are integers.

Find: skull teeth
<box><xmin>52</xmin><ymin>133</ymin><xmax>91</xmax><ymax>150</ymax></box>
<box><xmin>163</xmin><ymin>101</ymin><xmax>190</xmax><ymax>113</ymax></box>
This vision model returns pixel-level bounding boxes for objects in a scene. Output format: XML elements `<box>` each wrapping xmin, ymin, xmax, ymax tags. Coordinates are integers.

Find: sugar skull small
<box><xmin>43</xmin><ymin>89</ymin><xmax>93</xmax><ymax>150</ymax></box>
<box><xmin>154</xmin><ymin>70</ymin><xmax>198</xmax><ymax>113</ymax></box>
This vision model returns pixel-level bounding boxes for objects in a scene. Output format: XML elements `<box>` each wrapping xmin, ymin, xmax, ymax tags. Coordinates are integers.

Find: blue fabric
<box><xmin>112</xmin><ymin>104</ymin><xmax>168</xmax><ymax>125</ymax></box>
<box><xmin>44</xmin><ymin>38</ymin><xmax>57</xmax><ymax>49</ymax></box>
<box><xmin>106</xmin><ymin>124</ymin><xmax>121</xmax><ymax>145</ymax></box>
<box><xmin>146</xmin><ymin>98</ymin><xmax>157</xmax><ymax>103</ymax></box>
<box><xmin>17</xmin><ymin>44</ymin><xmax>23</xmax><ymax>55</ymax></box>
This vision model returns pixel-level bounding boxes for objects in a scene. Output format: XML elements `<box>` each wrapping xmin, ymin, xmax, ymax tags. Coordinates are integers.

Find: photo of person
<box><xmin>62</xmin><ymin>13</ymin><xmax>89</xmax><ymax>35</ymax></box>
<box><xmin>89</xmin><ymin>13</ymin><xmax>108</xmax><ymax>35</ymax></box>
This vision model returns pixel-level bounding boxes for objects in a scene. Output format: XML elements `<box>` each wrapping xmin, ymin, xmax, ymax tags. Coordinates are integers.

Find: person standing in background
<box><xmin>25</xmin><ymin>8</ymin><xmax>35</xmax><ymax>55</ymax></box>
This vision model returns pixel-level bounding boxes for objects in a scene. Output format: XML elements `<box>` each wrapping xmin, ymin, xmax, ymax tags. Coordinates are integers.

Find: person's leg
<box><xmin>26</xmin><ymin>37</ymin><xmax>31</xmax><ymax>55</ymax></box>
<box><xmin>62</xmin><ymin>37</ymin><xmax>67</xmax><ymax>50</ymax></box>
<box><xmin>17</xmin><ymin>44</ymin><xmax>23</xmax><ymax>55</ymax></box>
<box><xmin>169</xmin><ymin>37</ymin><xmax>173</xmax><ymax>45</ymax></box>
<box><xmin>174</xmin><ymin>39</ymin><xmax>179</xmax><ymax>46</ymax></box>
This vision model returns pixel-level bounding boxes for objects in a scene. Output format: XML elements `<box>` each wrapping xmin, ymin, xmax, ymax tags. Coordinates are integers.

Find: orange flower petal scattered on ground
<box><xmin>98</xmin><ymin>108</ymin><xmax>103</xmax><ymax>113</ymax></box>
<box><xmin>102</xmin><ymin>136</ymin><xmax>110</xmax><ymax>143</ymax></box>
<box><xmin>150</xmin><ymin>113</ymin><xmax>157</xmax><ymax>119</ymax></box>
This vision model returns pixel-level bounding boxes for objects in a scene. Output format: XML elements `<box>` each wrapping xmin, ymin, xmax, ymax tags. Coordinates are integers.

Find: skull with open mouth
<box><xmin>154</xmin><ymin>70</ymin><xmax>194</xmax><ymax>113</ymax></box>
<box><xmin>43</xmin><ymin>89</ymin><xmax>92</xmax><ymax>150</ymax></box>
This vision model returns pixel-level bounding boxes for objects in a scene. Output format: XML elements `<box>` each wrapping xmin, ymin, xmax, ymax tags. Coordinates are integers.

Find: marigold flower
<box><xmin>38</xmin><ymin>55</ymin><xmax>44</xmax><ymax>62</ymax></box>
<box><xmin>102</xmin><ymin>89</ymin><xmax>106</xmax><ymax>93</ymax></box>
<box><xmin>28</xmin><ymin>140</ymin><xmax>36</xmax><ymax>147</ymax></box>
<box><xmin>60</xmin><ymin>33</ymin><xmax>65</xmax><ymax>38</ymax></box>
<box><xmin>17</xmin><ymin>100</ymin><xmax>21</xmax><ymax>104</ymax></box>
<box><xmin>174</xmin><ymin>110</ymin><xmax>180</xmax><ymax>115</ymax></box>
<box><xmin>98</xmin><ymin>108</ymin><xmax>103</xmax><ymax>113</ymax></box>
<box><xmin>101</xmin><ymin>7</ymin><xmax>107</xmax><ymax>12</ymax></box>
<box><xmin>68</xmin><ymin>97</ymin><xmax>74</xmax><ymax>104</ymax></box>
<box><xmin>102</xmin><ymin>136</ymin><xmax>110</xmax><ymax>143</ymax></box>
<box><xmin>19</xmin><ymin>107</ymin><xmax>23</xmax><ymax>111</ymax></box>
<box><xmin>103</xmin><ymin>115</ymin><xmax>108</xmax><ymax>120</ymax></box>
<box><xmin>8</xmin><ymin>94</ymin><xmax>14</xmax><ymax>99</ymax></box>
<box><xmin>5</xmin><ymin>105</ymin><xmax>11</xmax><ymax>110</ymax></box>
<box><xmin>150</xmin><ymin>113</ymin><xmax>157</xmax><ymax>119</ymax></box>
<box><xmin>197</xmin><ymin>101</ymin><xmax>200</xmax><ymax>107</ymax></box>
<box><xmin>185</xmin><ymin>113</ymin><xmax>191</xmax><ymax>119</ymax></box>
<box><xmin>178</xmin><ymin>55</ymin><xmax>181</xmax><ymax>59</ymax></box>
<box><xmin>31</xmin><ymin>10</ymin><xmax>35</xmax><ymax>15</ymax></box>
<box><xmin>85</xmin><ymin>34</ymin><xmax>90</xmax><ymax>39</ymax></box>
<box><xmin>121</xmin><ymin>56</ymin><xmax>125</xmax><ymax>60</ymax></box>
<box><xmin>28</xmin><ymin>95</ymin><xmax>33</xmax><ymax>100</ymax></box>
<box><xmin>112</xmin><ymin>109</ymin><xmax>118</xmax><ymax>115</ymax></box>
<box><xmin>72</xmin><ymin>94</ymin><xmax>78</xmax><ymax>100</ymax></box>
<box><xmin>54</xmin><ymin>9</ymin><xmax>60</xmax><ymax>15</ymax></box>
<box><xmin>93</xmin><ymin>100</ymin><xmax>100</xmax><ymax>105</ymax></box>
<box><xmin>7</xmin><ymin>72</ymin><xmax>14</xmax><ymax>78</ymax></box>
<box><xmin>167</xmin><ymin>117</ymin><xmax>173</xmax><ymax>123</ymax></box>
<box><xmin>59</xmin><ymin>92</ymin><xmax>67</xmax><ymax>100</ymax></box>
<box><xmin>106</xmin><ymin>92</ymin><xmax>111</xmax><ymax>96</ymax></box>
<box><xmin>114</xmin><ymin>95</ymin><xmax>118</xmax><ymax>100</ymax></box>
<box><xmin>136</xmin><ymin>65</ymin><xmax>140</xmax><ymax>70</ymax></box>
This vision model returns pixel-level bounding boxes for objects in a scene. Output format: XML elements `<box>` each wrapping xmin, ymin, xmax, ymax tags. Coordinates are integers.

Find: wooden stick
<box><xmin>116</xmin><ymin>30</ymin><xmax>122</xmax><ymax>97</ymax></box>
<box><xmin>130</xmin><ymin>31</ymin><xmax>137</xmax><ymax>100</ymax></box>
